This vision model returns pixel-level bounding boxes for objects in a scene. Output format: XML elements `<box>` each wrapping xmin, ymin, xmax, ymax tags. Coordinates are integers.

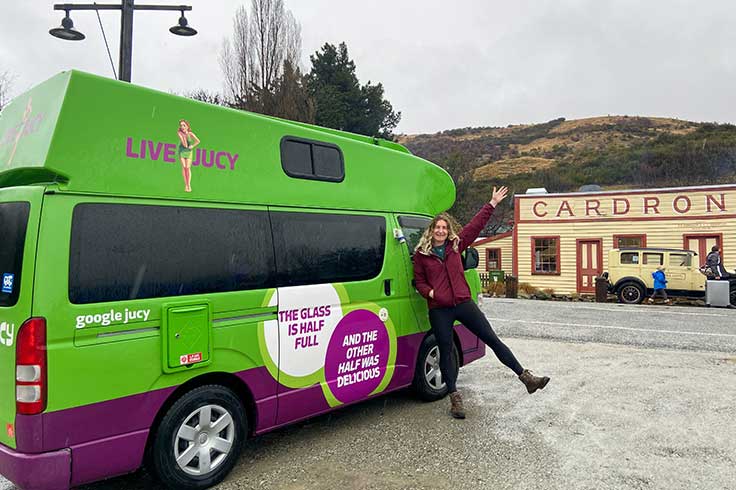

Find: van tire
<box><xmin>617</xmin><ymin>281</ymin><xmax>645</xmax><ymax>304</ymax></box>
<box><xmin>148</xmin><ymin>385</ymin><xmax>246</xmax><ymax>490</ymax></box>
<box><xmin>412</xmin><ymin>333</ymin><xmax>459</xmax><ymax>402</ymax></box>
<box><xmin>730</xmin><ymin>286</ymin><xmax>736</xmax><ymax>307</ymax></box>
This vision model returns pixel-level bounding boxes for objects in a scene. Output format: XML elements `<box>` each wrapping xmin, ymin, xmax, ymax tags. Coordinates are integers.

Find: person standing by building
<box><xmin>705</xmin><ymin>246</ymin><xmax>723</xmax><ymax>279</ymax></box>
<box><xmin>648</xmin><ymin>266</ymin><xmax>670</xmax><ymax>304</ymax></box>
<box><xmin>412</xmin><ymin>186</ymin><xmax>550</xmax><ymax>419</ymax></box>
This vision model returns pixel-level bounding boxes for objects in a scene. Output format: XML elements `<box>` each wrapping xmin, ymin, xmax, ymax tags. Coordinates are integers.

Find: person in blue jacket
<box><xmin>648</xmin><ymin>266</ymin><xmax>671</xmax><ymax>304</ymax></box>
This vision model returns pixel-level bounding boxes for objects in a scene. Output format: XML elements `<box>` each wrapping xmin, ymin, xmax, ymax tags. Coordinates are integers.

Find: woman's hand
<box><xmin>490</xmin><ymin>186</ymin><xmax>509</xmax><ymax>207</ymax></box>
<box><xmin>429</xmin><ymin>290</ymin><xmax>434</xmax><ymax>299</ymax></box>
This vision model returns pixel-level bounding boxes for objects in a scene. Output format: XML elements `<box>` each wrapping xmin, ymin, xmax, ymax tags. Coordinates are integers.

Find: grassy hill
<box><xmin>397</xmin><ymin>116</ymin><xmax>736</xmax><ymax>232</ymax></box>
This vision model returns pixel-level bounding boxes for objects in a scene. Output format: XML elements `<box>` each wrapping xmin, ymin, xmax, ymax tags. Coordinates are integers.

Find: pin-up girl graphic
<box><xmin>177</xmin><ymin>119</ymin><xmax>200</xmax><ymax>192</ymax></box>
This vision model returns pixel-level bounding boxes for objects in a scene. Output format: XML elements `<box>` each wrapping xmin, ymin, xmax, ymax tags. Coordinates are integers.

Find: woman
<box><xmin>412</xmin><ymin>186</ymin><xmax>550</xmax><ymax>419</ymax></box>
<box><xmin>177</xmin><ymin>119</ymin><xmax>200</xmax><ymax>192</ymax></box>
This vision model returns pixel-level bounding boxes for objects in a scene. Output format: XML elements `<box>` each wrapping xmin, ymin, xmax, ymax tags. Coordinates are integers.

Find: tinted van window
<box><xmin>69</xmin><ymin>204</ymin><xmax>276</xmax><ymax>304</ymax></box>
<box><xmin>0</xmin><ymin>202</ymin><xmax>30</xmax><ymax>307</ymax></box>
<box><xmin>398</xmin><ymin>216</ymin><xmax>431</xmax><ymax>255</ymax></box>
<box><xmin>281</xmin><ymin>137</ymin><xmax>345</xmax><ymax>182</ymax></box>
<box><xmin>271</xmin><ymin>211</ymin><xmax>385</xmax><ymax>287</ymax></box>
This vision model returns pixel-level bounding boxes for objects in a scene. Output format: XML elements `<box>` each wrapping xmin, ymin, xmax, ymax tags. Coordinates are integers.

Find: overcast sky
<box><xmin>3</xmin><ymin>1</ymin><xmax>736</xmax><ymax>134</ymax></box>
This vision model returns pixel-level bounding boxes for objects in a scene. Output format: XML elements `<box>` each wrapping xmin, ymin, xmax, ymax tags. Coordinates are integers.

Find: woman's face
<box><xmin>432</xmin><ymin>219</ymin><xmax>448</xmax><ymax>243</ymax></box>
<box><xmin>179</xmin><ymin>121</ymin><xmax>189</xmax><ymax>132</ymax></box>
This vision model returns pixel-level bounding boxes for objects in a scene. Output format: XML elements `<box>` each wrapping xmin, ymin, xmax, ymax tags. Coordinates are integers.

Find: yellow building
<box><xmin>512</xmin><ymin>184</ymin><xmax>736</xmax><ymax>295</ymax></box>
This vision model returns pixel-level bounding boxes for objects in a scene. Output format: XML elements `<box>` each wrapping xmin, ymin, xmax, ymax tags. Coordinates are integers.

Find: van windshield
<box><xmin>0</xmin><ymin>202</ymin><xmax>30</xmax><ymax>307</ymax></box>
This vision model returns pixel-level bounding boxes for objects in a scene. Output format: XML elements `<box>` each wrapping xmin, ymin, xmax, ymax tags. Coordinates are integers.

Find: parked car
<box><xmin>605</xmin><ymin>247</ymin><xmax>736</xmax><ymax>305</ymax></box>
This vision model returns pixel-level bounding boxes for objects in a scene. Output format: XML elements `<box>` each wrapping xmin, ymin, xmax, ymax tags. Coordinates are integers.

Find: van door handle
<box><xmin>384</xmin><ymin>279</ymin><xmax>391</xmax><ymax>296</ymax></box>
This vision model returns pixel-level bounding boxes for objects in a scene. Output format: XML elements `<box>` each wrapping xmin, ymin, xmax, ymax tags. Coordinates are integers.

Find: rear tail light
<box><xmin>16</xmin><ymin>318</ymin><xmax>47</xmax><ymax>415</ymax></box>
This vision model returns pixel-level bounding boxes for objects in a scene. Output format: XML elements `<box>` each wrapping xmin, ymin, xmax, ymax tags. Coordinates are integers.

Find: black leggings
<box><xmin>428</xmin><ymin>300</ymin><xmax>523</xmax><ymax>393</ymax></box>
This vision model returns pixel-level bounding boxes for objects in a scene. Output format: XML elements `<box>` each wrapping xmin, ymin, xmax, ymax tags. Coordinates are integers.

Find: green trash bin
<box><xmin>488</xmin><ymin>270</ymin><xmax>505</xmax><ymax>284</ymax></box>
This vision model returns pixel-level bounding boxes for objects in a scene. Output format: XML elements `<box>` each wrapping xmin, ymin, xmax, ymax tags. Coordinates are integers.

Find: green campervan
<box><xmin>0</xmin><ymin>71</ymin><xmax>486</xmax><ymax>490</ymax></box>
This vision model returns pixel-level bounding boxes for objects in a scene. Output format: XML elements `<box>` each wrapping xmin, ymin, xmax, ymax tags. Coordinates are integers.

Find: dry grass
<box><xmin>549</xmin><ymin>116</ymin><xmax>698</xmax><ymax>135</ymax></box>
<box><xmin>473</xmin><ymin>156</ymin><xmax>555</xmax><ymax>180</ymax></box>
<box><xmin>484</xmin><ymin>282</ymin><xmax>505</xmax><ymax>297</ymax></box>
<box><xmin>518</xmin><ymin>282</ymin><xmax>539</xmax><ymax>295</ymax></box>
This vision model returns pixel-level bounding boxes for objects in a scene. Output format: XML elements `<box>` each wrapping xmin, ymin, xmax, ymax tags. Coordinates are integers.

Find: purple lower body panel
<box><xmin>0</xmin><ymin>442</ymin><xmax>70</xmax><ymax>490</ymax></box>
<box><xmin>455</xmin><ymin>324</ymin><xmax>486</xmax><ymax>364</ymax></box>
<box><xmin>4</xmin><ymin>328</ymin><xmax>485</xmax><ymax>489</ymax></box>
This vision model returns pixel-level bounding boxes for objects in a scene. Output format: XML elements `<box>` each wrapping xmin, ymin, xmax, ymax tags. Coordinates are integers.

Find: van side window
<box><xmin>397</xmin><ymin>216</ymin><xmax>431</xmax><ymax>255</ymax></box>
<box><xmin>281</xmin><ymin>137</ymin><xmax>345</xmax><ymax>182</ymax></box>
<box><xmin>270</xmin><ymin>211</ymin><xmax>385</xmax><ymax>287</ymax></box>
<box><xmin>69</xmin><ymin>204</ymin><xmax>276</xmax><ymax>304</ymax></box>
<box><xmin>0</xmin><ymin>202</ymin><xmax>30</xmax><ymax>307</ymax></box>
<box><xmin>620</xmin><ymin>252</ymin><xmax>639</xmax><ymax>264</ymax></box>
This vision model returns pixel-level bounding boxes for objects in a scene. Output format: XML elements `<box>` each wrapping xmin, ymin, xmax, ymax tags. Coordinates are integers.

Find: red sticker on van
<box><xmin>179</xmin><ymin>353</ymin><xmax>202</xmax><ymax>365</ymax></box>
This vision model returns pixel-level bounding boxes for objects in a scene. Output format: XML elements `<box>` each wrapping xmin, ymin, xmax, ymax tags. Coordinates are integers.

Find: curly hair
<box><xmin>415</xmin><ymin>213</ymin><xmax>462</xmax><ymax>255</ymax></box>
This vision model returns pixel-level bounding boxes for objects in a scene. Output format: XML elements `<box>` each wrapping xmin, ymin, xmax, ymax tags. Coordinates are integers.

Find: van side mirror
<box><xmin>463</xmin><ymin>247</ymin><xmax>479</xmax><ymax>270</ymax></box>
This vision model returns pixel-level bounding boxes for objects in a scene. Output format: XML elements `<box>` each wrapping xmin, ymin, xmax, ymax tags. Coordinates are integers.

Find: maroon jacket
<box><xmin>413</xmin><ymin>203</ymin><xmax>495</xmax><ymax>309</ymax></box>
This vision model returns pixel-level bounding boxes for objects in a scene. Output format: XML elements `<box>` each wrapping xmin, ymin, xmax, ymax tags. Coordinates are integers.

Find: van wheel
<box><xmin>412</xmin><ymin>334</ymin><xmax>459</xmax><ymax>401</ymax></box>
<box><xmin>617</xmin><ymin>282</ymin><xmax>645</xmax><ymax>304</ymax></box>
<box><xmin>149</xmin><ymin>385</ymin><xmax>246</xmax><ymax>490</ymax></box>
<box><xmin>730</xmin><ymin>286</ymin><xmax>736</xmax><ymax>307</ymax></box>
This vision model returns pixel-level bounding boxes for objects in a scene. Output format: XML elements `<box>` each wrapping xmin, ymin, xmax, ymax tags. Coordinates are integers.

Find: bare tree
<box><xmin>219</xmin><ymin>0</ymin><xmax>313</xmax><ymax>121</ymax></box>
<box><xmin>0</xmin><ymin>70</ymin><xmax>14</xmax><ymax>113</ymax></box>
<box><xmin>183</xmin><ymin>89</ymin><xmax>225</xmax><ymax>106</ymax></box>
<box><xmin>220</xmin><ymin>5</ymin><xmax>254</xmax><ymax>109</ymax></box>
<box><xmin>283</xmin><ymin>11</ymin><xmax>301</xmax><ymax>68</ymax></box>
<box><xmin>250</xmin><ymin>0</ymin><xmax>285</xmax><ymax>94</ymax></box>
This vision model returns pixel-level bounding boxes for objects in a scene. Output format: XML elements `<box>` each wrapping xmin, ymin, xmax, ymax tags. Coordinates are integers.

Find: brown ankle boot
<box><xmin>449</xmin><ymin>391</ymin><xmax>466</xmax><ymax>419</ymax></box>
<box><xmin>519</xmin><ymin>369</ymin><xmax>550</xmax><ymax>394</ymax></box>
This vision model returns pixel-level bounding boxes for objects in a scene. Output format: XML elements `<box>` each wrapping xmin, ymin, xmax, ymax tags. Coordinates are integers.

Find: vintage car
<box><xmin>605</xmin><ymin>247</ymin><xmax>736</xmax><ymax>305</ymax></box>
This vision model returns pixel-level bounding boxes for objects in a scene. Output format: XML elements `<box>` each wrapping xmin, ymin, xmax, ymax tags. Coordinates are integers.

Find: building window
<box><xmin>614</xmin><ymin>234</ymin><xmax>646</xmax><ymax>248</ymax></box>
<box><xmin>281</xmin><ymin>136</ymin><xmax>344</xmax><ymax>182</ymax></box>
<box><xmin>532</xmin><ymin>236</ymin><xmax>560</xmax><ymax>274</ymax></box>
<box><xmin>486</xmin><ymin>248</ymin><xmax>502</xmax><ymax>270</ymax></box>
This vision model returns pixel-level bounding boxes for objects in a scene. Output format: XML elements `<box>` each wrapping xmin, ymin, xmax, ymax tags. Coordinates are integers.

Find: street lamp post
<box><xmin>50</xmin><ymin>1</ymin><xmax>196</xmax><ymax>82</ymax></box>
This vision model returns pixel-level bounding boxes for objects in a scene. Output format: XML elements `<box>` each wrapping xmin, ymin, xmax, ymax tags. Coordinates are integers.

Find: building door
<box><xmin>683</xmin><ymin>234</ymin><xmax>722</xmax><ymax>267</ymax></box>
<box><xmin>576</xmin><ymin>239</ymin><xmax>603</xmax><ymax>293</ymax></box>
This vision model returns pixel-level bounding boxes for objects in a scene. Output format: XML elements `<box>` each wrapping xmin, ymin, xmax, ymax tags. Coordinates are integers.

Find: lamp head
<box><xmin>170</xmin><ymin>12</ymin><xmax>197</xmax><ymax>36</ymax></box>
<box><xmin>49</xmin><ymin>10</ymin><xmax>85</xmax><ymax>41</ymax></box>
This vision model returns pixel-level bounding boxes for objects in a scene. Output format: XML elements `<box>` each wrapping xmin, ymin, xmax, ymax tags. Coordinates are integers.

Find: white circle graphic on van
<box><xmin>263</xmin><ymin>284</ymin><xmax>343</xmax><ymax>378</ymax></box>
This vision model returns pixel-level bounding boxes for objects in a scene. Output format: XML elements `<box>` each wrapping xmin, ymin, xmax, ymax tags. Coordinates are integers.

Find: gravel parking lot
<box><xmin>3</xmin><ymin>299</ymin><xmax>735</xmax><ymax>490</ymax></box>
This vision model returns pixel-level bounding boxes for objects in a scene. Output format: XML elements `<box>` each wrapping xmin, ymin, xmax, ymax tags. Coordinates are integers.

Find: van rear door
<box><xmin>0</xmin><ymin>186</ymin><xmax>43</xmax><ymax>450</ymax></box>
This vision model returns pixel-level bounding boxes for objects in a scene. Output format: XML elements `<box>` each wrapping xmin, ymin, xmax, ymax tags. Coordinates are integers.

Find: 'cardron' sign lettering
<box><xmin>519</xmin><ymin>189</ymin><xmax>735</xmax><ymax>222</ymax></box>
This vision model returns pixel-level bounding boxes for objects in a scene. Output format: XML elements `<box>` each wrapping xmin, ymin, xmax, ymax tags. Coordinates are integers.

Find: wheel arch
<box><xmin>419</xmin><ymin>329</ymin><xmax>464</xmax><ymax>369</ymax></box>
<box><xmin>613</xmin><ymin>276</ymin><xmax>647</xmax><ymax>292</ymax></box>
<box><xmin>144</xmin><ymin>371</ymin><xmax>257</xmax><ymax>463</ymax></box>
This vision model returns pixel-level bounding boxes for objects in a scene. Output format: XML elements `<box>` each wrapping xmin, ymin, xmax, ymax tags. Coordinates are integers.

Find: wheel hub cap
<box><xmin>174</xmin><ymin>404</ymin><xmax>236</xmax><ymax>476</ymax></box>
